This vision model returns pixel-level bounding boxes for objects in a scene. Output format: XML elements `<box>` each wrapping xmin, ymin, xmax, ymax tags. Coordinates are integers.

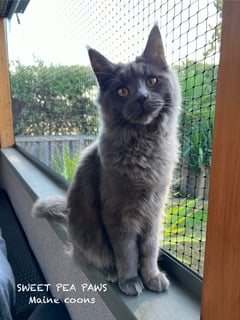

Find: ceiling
<box><xmin>0</xmin><ymin>0</ymin><xmax>30</xmax><ymax>19</ymax></box>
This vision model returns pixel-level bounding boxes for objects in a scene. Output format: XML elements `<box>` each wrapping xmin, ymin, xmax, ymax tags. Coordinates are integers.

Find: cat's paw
<box><xmin>119</xmin><ymin>276</ymin><xmax>144</xmax><ymax>296</ymax></box>
<box><xmin>102</xmin><ymin>266</ymin><xmax>118</xmax><ymax>283</ymax></box>
<box><xmin>144</xmin><ymin>272</ymin><xmax>169</xmax><ymax>293</ymax></box>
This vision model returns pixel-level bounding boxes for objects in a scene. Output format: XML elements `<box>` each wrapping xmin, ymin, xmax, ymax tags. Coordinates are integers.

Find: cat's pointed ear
<box><xmin>142</xmin><ymin>24</ymin><xmax>167</xmax><ymax>67</ymax></box>
<box><xmin>88</xmin><ymin>48</ymin><xmax>115</xmax><ymax>89</ymax></box>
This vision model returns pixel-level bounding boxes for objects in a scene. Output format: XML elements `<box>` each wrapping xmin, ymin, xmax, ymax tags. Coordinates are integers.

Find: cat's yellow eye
<box><xmin>146</xmin><ymin>77</ymin><xmax>158</xmax><ymax>88</ymax></box>
<box><xmin>117</xmin><ymin>87</ymin><xmax>129</xmax><ymax>97</ymax></box>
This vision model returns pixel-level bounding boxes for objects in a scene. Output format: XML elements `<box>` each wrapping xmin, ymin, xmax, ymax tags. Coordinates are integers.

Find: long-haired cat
<box><xmin>32</xmin><ymin>25</ymin><xmax>181</xmax><ymax>296</ymax></box>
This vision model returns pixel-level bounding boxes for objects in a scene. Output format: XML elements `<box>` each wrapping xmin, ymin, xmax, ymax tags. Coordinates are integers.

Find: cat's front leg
<box><xmin>139</xmin><ymin>233</ymin><xmax>169</xmax><ymax>292</ymax></box>
<box><xmin>109</xmin><ymin>235</ymin><xmax>144</xmax><ymax>296</ymax></box>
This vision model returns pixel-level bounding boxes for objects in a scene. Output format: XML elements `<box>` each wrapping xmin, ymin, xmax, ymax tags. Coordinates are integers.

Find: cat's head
<box><xmin>88</xmin><ymin>25</ymin><xmax>179</xmax><ymax>128</ymax></box>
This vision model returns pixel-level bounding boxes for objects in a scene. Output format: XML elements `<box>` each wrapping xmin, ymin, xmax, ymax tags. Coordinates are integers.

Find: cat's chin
<box><xmin>128</xmin><ymin>111</ymin><xmax>160</xmax><ymax>126</ymax></box>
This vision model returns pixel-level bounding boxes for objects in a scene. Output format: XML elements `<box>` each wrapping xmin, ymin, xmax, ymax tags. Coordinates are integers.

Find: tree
<box><xmin>10</xmin><ymin>60</ymin><xmax>98</xmax><ymax>136</ymax></box>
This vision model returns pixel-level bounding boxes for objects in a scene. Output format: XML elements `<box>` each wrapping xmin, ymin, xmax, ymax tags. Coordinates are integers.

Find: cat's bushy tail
<box><xmin>32</xmin><ymin>196</ymin><xmax>68</xmax><ymax>223</ymax></box>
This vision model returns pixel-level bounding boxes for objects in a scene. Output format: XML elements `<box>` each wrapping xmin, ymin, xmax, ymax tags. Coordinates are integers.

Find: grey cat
<box><xmin>32</xmin><ymin>25</ymin><xmax>181</xmax><ymax>296</ymax></box>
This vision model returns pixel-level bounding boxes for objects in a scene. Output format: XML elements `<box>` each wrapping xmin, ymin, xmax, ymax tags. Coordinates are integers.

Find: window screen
<box><xmin>8</xmin><ymin>0</ymin><xmax>222</xmax><ymax>276</ymax></box>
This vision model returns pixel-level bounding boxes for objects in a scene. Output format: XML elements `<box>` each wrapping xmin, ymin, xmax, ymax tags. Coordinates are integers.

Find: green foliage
<box><xmin>174</xmin><ymin>1</ymin><xmax>221</xmax><ymax>173</ymax></box>
<box><xmin>163</xmin><ymin>196</ymin><xmax>206</xmax><ymax>268</ymax></box>
<box><xmin>163</xmin><ymin>197</ymin><xmax>205</xmax><ymax>245</ymax></box>
<box><xmin>52</xmin><ymin>145</ymin><xmax>80</xmax><ymax>182</ymax></box>
<box><xmin>10</xmin><ymin>59</ymin><xmax>98</xmax><ymax>136</ymax></box>
<box><xmin>176</xmin><ymin>60</ymin><xmax>217</xmax><ymax>172</ymax></box>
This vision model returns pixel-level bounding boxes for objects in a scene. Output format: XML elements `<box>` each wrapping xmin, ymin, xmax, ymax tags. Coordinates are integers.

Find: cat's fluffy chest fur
<box><xmin>98</xmin><ymin>119</ymin><xmax>178</xmax><ymax>240</ymax></box>
<box><xmin>99</xmin><ymin>103</ymin><xmax>178</xmax><ymax>191</ymax></box>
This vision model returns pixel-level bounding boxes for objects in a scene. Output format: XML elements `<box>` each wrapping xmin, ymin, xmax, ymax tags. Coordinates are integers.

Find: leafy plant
<box><xmin>163</xmin><ymin>195</ymin><xmax>206</xmax><ymax>268</ymax></box>
<box><xmin>181</xmin><ymin>107</ymin><xmax>214</xmax><ymax>171</ymax></box>
<box><xmin>163</xmin><ymin>196</ymin><xmax>205</xmax><ymax>245</ymax></box>
<box><xmin>52</xmin><ymin>145</ymin><xmax>80</xmax><ymax>181</ymax></box>
<box><xmin>176</xmin><ymin>60</ymin><xmax>217</xmax><ymax>172</ymax></box>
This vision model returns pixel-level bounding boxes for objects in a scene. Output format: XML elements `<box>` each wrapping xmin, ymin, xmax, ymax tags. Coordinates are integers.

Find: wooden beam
<box><xmin>0</xmin><ymin>18</ymin><xmax>14</xmax><ymax>148</ymax></box>
<box><xmin>201</xmin><ymin>1</ymin><xmax>240</xmax><ymax>319</ymax></box>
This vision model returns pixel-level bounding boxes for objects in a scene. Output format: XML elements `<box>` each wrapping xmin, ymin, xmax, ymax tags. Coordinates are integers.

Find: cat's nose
<box><xmin>136</xmin><ymin>93</ymin><xmax>148</xmax><ymax>104</ymax></box>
